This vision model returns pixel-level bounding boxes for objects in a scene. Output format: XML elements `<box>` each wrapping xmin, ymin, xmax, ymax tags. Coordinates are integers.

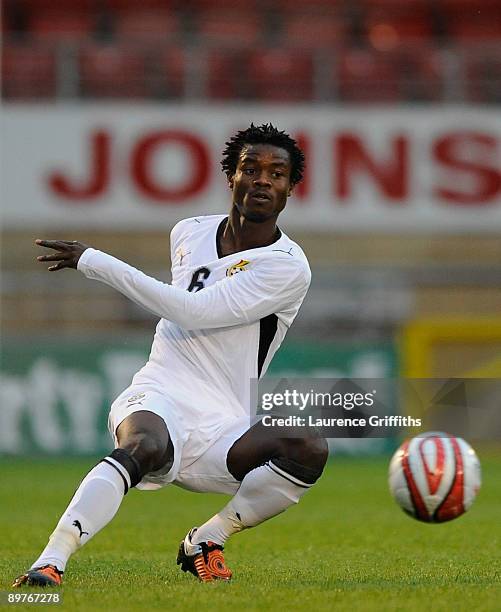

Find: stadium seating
<box><xmin>464</xmin><ymin>49</ymin><xmax>501</xmax><ymax>103</ymax></box>
<box><xmin>79</xmin><ymin>44</ymin><xmax>148</xmax><ymax>98</ymax></box>
<box><xmin>2</xmin><ymin>0</ymin><xmax>501</xmax><ymax>103</ymax></box>
<box><xmin>247</xmin><ymin>49</ymin><xmax>315</xmax><ymax>101</ymax></box>
<box><xmin>398</xmin><ymin>47</ymin><xmax>446</xmax><ymax>102</ymax></box>
<box><xmin>206</xmin><ymin>49</ymin><xmax>245</xmax><ymax>100</ymax></box>
<box><xmin>447</xmin><ymin>16</ymin><xmax>501</xmax><ymax>42</ymax></box>
<box><xmin>441</xmin><ymin>0</ymin><xmax>501</xmax><ymax>41</ymax></box>
<box><xmin>367</xmin><ymin>5</ymin><xmax>433</xmax><ymax>36</ymax></box>
<box><xmin>282</xmin><ymin>13</ymin><xmax>348</xmax><ymax>48</ymax></box>
<box><xmin>195</xmin><ymin>9</ymin><xmax>263</xmax><ymax>46</ymax></box>
<box><xmin>160</xmin><ymin>46</ymin><xmax>187</xmax><ymax>99</ymax></box>
<box><xmin>114</xmin><ymin>9</ymin><xmax>181</xmax><ymax>42</ymax></box>
<box><xmin>28</xmin><ymin>11</ymin><xmax>95</xmax><ymax>41</ymax></box>
<box><xmin>337</xmin><ymin>48</ymin><xmax>401</xmax><ymax>103</ymax></box>
<box><xmin>2</xmin><ymin>44</ymin><xmax>56</xmax><ymax>99</ymax></box>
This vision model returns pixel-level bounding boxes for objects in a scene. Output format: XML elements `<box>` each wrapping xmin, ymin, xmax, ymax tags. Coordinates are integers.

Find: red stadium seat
<box><xmin>447</xmin><ymin>17</ymin><xmax>501</xmax><ymax>42</ymax></box>
<box><xmin>79</xmin><ymin>44</ymin><xmax>148</xmax><ymax>98</ymax></box>
<box><xmin>361</xmin><ymin>0</ymin><xmax>430</xmax><ymax>6</ymax></box>
<box><xmin>283</xmin><ymin>13</ymin><xmax>348</xmax><ymax>48</ymax></box>
<box><xmin>276</xmin><ymin>0</ymin><xmax>342</xmax><ymax>10</ymax></box>
<box><xmin>206</xmin><ymin>49</ymin><xmax>245</xmax><ymax>100</ymax></box>
<box><xmin>464</xmin><ymin>49</ymin><xmax>501</xmax><ymax>103</ymax></box>
<box><xmin>365</xmin><ymin>6</ymin><xmax>434</xmax><ymax>47</ymax></box>
<box><xmin>398</xmin><ymin>46</ymin><xmax>446</xmax><ymax>102</ymax></box>
<box><xmin>246</xmin><ymin>49</ymin><xmax>314</xmax><ymax>102</ymax></box>
<box><xmin>337</xmin><ymin>48</ymin><xmax>401</xmax><ymax>102</ymax></box>
<box><xmin>439</xmin><ymin>0</ymin><xmax>500</xmax><ymax>10</ymax></box>
<box><xmin>182</xmin><ymin>0</ymin><xmax>259</xmax><ymax>9</ymax></box>
<box><xmin>196</xmin><ymin>10</ymin><xmax>262</xmax><ymax>46</ymax></box>
<box><xmin>158</xmin><ymin>46</ymin><xmax>187</xmax><ymax>98</ymax></box>
<box><xmin>18</xmin><ymin>0</ymin><xmax>96</xmax><ymax>8</ymax></box>
<box><xmin>114</xmin><ymin>9</ymin><xmax>180</xmax><ymax>42</ymax></box>
<box><xmin>106</xmin><ymin>0</ymin><xmax>175</xmax><ymax>10</ymax></box>
<box><xmin>336</xmin><ymin>46</ymin><xmax>446</xmax><ymax>103</ymax></box>
<box><xmin>2</xmin><ymin>44</ymin><xmax>57</xmax><ymax>99</ymax></box>
<box><xmin>440</xmin><ymin>0</ymin><xmax>501</xmax><ymax>41</ymax></box>
<box><xmin>29</xmin><ymin>11</ymin><xmax>94</xmax><ymax>41</ymax></box>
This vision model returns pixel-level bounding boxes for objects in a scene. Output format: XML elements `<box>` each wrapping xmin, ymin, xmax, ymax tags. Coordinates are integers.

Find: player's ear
<box><xmin>228</xmin><ymin>177</ymin><xmax>234</xmax><ymax>190</ymax></box>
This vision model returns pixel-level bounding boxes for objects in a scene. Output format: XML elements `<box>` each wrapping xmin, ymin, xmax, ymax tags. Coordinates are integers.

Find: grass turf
<box><xmin>0</xmin><ymin>454</ymin><xmax>500</xmax><ymax>611</ymax></box>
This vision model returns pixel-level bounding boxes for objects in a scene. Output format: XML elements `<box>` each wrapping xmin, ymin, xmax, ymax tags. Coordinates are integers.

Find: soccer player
<box><xmin>13</xmin><ymin>123</ymin><xmax>328</xmax><ymax>586</ymax></box>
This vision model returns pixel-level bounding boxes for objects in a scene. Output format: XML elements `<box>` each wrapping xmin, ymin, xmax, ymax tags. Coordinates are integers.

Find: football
<box><xmin>388</xmin><ymin>432</ymin><xmax>481</xmax><ymax>523</ymax></box>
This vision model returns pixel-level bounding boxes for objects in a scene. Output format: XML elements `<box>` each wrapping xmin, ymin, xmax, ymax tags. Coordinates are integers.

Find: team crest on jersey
<box><xmin>226</xmin><ymin>259</ymin><xmax>250</xmax><ymax>277</ymax></box>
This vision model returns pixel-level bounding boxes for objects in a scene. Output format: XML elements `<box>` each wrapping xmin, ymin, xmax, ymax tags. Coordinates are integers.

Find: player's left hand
<box><xmin>35</xmin><ymin>239</ymin><xmax>90</xmax><ymax>271</ymax></box>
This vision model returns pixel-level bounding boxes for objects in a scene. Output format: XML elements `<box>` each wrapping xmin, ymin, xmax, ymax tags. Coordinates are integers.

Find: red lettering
<box><xmin>433</xmin><ymin>133</ymin><xmax>501</xmax><ymax>205</ymax></box>
<box><xmin>335</xmin><ymin>134</ymin><xmax>408</xmax><ymax>201</ymax></box>
<box><xmin>48</xmin><ymin>130</ymin><xmax>110</xmax><ymax>201</ymax></box>
<box><xmin>293</xmin><ymin>133</ymin><xmax>310</xmax><ymax>201</ymax></box>
<box><xmin>131</xmin><ymin>131</ymin><xmax>210</xmax><ymax>203</ymax></box>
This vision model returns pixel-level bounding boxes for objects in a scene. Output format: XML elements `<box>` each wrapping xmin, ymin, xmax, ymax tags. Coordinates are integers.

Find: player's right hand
<box><xmin>35</xmin><ymin>239</ymin><xmax>90</xmax><ymax>271</ymax></box>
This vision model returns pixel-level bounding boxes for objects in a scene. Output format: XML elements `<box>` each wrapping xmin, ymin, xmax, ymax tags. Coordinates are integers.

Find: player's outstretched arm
<box><xmin>74</xmin><ymin>248</ymin><xmax>310</xmax><ymax>330</ymax></box>
<box><xmin>35</xmin><ymin>239</ymin><xmax>310</xmax><ymax>329</ymax></box>
<box><xmin>36</xmin><ymin>239</ymin><xmax>89</xmax><ymax>271</ymax></box>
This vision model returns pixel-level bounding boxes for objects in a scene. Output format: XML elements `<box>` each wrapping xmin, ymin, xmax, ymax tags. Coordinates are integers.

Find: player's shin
<box><xmin>192</xmin><ymin>459</ymin><xmax>320</xmax><ymax>546</ymax></box>
<box><xmin>30</xmin><ymin>449</ymin><xmax>140</xmax><ymax>572</ymax></box>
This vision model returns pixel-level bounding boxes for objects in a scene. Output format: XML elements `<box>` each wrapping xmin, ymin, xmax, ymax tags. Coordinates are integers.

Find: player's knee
<box><xmin>116</xmin><ymin>411</ymin><xmax>173</xmax><ymax>477</ymax></box>
<box><xmin>120</xmin><ymin>431</ymin><xmax>172</xmax><ymax>476</ymax></box>
<box><xmin>274</xmin><ymin>435</ymin><xmax>328</xmax><ymax>484</ymax></box>
<box><xmin>309</xmin><ymin>435</ymin><xmax>329</xmax><ymax>469</ymax></box>
<box><xmin>284</xmin><ymin>435</ymin><xmax>328</xmax><ymax>469</ymax></box>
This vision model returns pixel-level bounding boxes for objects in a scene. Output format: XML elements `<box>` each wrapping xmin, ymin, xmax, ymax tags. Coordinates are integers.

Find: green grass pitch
<box><xmin>1</xmin><ymin>454</ymin><xmax>500</xmax><ymax>611</ymax></box>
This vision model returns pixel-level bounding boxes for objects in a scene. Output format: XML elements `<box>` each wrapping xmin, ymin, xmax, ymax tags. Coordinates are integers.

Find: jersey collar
<box><xmin>216</xmin><ymin>217</ymin><xmax>282</xmax><ymax>259</ymax></box>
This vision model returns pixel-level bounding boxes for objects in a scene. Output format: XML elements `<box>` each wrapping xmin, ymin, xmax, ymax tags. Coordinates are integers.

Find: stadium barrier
<box><xmin>0</xmin><ymin>339</ymin><xmax>396</xmax><ymax>456</ymax></box>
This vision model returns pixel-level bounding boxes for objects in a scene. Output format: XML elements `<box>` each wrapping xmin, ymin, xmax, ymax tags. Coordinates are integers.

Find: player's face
<box><xmin>230</xmin><ymin>144</ymin><xmax>292</xmax><ymax>223</ymax></box>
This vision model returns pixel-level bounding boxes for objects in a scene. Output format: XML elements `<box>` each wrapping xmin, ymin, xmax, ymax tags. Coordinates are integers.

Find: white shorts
<box><xmin>108</xmin><ymin>383</ymin><xmax>251</xmax><ymax>495</ymax></box>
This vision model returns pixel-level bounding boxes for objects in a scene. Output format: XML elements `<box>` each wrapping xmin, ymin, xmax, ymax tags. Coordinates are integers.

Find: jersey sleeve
<box><xmin>77</xmin><ymin>248</ymin><xmax>310</xmax><ymax>330</ymax></box>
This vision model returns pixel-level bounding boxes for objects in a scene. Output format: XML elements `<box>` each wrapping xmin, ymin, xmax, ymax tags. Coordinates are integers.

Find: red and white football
<box><xmin>388</xmin><ymin>432</ymin><xmax>481</xmax><ymax>523</ymax></box>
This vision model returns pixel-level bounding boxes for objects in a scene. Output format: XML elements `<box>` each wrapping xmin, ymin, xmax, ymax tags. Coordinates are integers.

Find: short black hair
<box><xmin>221</xmin><ymin>123</ymin><xmax>305</xmax><ymax>186</ymax></box>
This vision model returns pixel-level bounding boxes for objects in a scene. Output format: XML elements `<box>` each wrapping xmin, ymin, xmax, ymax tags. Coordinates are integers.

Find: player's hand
<box><xmin>35</xmin><ymin>239</ymin><xmax>90</xmax><ymax>271</ymax></box>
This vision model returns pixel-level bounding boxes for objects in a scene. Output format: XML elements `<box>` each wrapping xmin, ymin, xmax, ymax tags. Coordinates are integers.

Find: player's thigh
<box><xmin>109</xmin><ymin>385</ymin><xmax>187</xmax><ymax>489</ymax></box>
<box><xmin>173</xmin><ymin>417</ymin><xmax>251</xmax><ymax>495</ymax></box>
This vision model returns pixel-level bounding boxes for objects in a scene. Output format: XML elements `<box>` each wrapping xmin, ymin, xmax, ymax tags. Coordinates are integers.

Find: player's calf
<box><xmin>13</xmin><ymin>412</ymin><xmax>174</xmax><ymax>587</ymax></box>
<box><xmin>183</xmin><ymin>430</ymin><xmax>328</xmax><ymax>568</ymax></box>
<box><xmin>13</xmin><ymin>448</ymin><xmax>142</xmax><ymax>587</ymax></box>
<box><xmin>226</xmin><ymin>434</ymin><xmax>328</xmax><ymax>530</ymax></box>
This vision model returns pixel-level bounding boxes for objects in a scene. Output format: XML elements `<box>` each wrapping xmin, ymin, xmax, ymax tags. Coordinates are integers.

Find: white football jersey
<box><xmin>78</xmin><ymin>214</ymin><xmax>311</xmax><ymax>420</ymax></box>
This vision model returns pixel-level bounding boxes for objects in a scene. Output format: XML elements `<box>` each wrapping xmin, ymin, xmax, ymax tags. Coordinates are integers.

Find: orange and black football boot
<box><xmin>177</xmin><ymin>528</ymin><xmax>232</xmax><ymax>582</ymax></box>
<box><xmin>12</xmin><ymin>565</ymin><xmax>63</xmax><ymax>588</ymax></box>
